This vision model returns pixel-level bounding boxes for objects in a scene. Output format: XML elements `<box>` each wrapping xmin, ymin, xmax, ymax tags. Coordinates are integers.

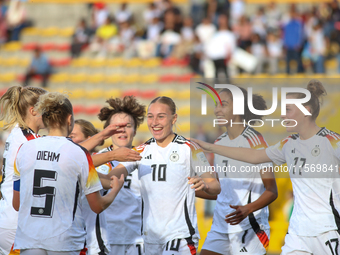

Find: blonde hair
<box><xmin>0</xmin><ymin>86</ymin><xmax>47</xmax><ymax>130</ymax></box>
<box><xmin>34</xmin><ymin>92</ymin><xmax>73</xmax><ymax>129</ymax></box>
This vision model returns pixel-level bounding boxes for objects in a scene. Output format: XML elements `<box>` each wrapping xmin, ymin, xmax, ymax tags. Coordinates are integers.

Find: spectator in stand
<box><xmin>115</xmin><ymin>2</ymin><xmax>132</xmax><ymax>24</ymax></box>
<box><xmin>70</xmin><ymin>18</ymin><xmax>92</xmax><ymax>58</ymax></box>
<box><xmin>118</xmin><ymin>20</ymin><xmax>136</xmax><ymax>58</ymax></box>
<box><xmin>173</xmin><ymin>17</ymin><xmax>194</xmax><ymax>59</ymax></box>
<box><xmin>230</xmin><ymin>0</ymin><xmax>244</xmax><ymax>26</ymax></box>
<box><xmin>266</xmin><ymin>31</ymin><xmax>282</xmax><ymax>74</ymax></box>
<box><xmin>189</xmin><ymin>34</ymin><xmax>204</xmax><ymax>75</ymax></box>
<box><xmin>0</xmin><ymin>0</ymin><xmax>7</xmax><ymax>44</ymax></box>
<box><xmin>309</xmin><ymin>20</ymin><xmax>326</xmax><ymax>73</ymax></box>
<box><xmin>23</xmin><ymin>47</ymin><xmax>53</xmax><ymax>88</ymax></box>
<box><xmin>144</xmin><ymin>3</ymin><xmax>161</xmax><ymax>25</ymax></box>
<box><xmin>205</xmin><ymin>14</ymin><xmax>236</xmax><ymax>81</ymax></box>
<box><xmin>283</xmin><ymin>9</ymin><xmax>304</xmax><ymax>74</ymax></box>
<box><xmin>195</xmin><ymin>17</ymin><xmax>216</xmax><ymax>46</ymax></box>
<box><xmin>252</xmin><ymin>6</ymin><xmax>267</xmax><ymax>39</ymax></box>
<box><xmin>250</xmin><ymin>33</ymin><xmax>266</xmax><ymax>73</ymax></box>
<box><xmin>93</xmin><ymin>2</ymin><xmax>109</xmax><ymax>28</ymax></box>
<box><xmin>90</xmin><ymin>16</ymin><xmax>118</xmax><ymax>58</ymax></box>
<box><xmin>233</xmin><ymin>15</ymin><xmax>252</xmax><ymax>51</ymax></box>
<box><xmin>190</xmin><ymin>0</ymin><xmax>205</xmax><ymax>27</ymax></box>
<box><xmin>266</xmin><ymin>1</ymin><xmax>281</xmax><ymax>33</ymax></box>
<box><xmin>6</xmin><ymin>0</ymin><xmax>27</xmax><ymax>41</ymax></box>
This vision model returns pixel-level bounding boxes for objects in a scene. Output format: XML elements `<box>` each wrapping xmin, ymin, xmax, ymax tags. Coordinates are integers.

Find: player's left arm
<box><xmin>225</xmin><ymin>167</ymin><xmax>277</xmax><ymax>225</ymax></box>
<box><xmin>188</xmin><ymin>172</ymin><xmax>221</xmax><ymax>196</ymax></box>
<box><xmin>12</xmin><ymin>147</ymin><xmax>22</xmax><ymax>211</ymax></box>
<box><xmin>80</xmin><ymin>123</ymin><xmax>127</xmax><ymax>152</ymax></box>
<box><xmin>13</xmin><ymin>189</ymin><xmax>20</xmax><ymax>211</ymax></box>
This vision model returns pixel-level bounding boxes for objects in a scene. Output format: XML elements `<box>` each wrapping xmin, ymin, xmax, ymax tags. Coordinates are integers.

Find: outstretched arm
<box><xmin>80</xmin><ymin>123</ymin><xmax>127</xmax><ymax>152</ymax></box>
<box><xmin>188</xmin><ymin>172</ymin><xmax>221</xmax><ymax>196</ymax></box>
<box><xmin>98</xmin><ymin>163</ymin><xmax>130</xmax><ymax>190</ymax></box>
<box><xmin>191</xmin><ymin>138</ymin><xmax>271</xmax><ymax>164</ymax></box>
<box><xmin>92</xmin><ymin>147</ymin><xmax>141</xmax><ymax>167</ymax></box>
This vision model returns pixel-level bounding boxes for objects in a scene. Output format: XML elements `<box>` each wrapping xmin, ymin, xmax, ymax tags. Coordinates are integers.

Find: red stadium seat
<box><xmin>0</xmin><ymin>88</ymin><xmax>9</xmax><ymax>97</ymax></box>
<box><xmin>56</xmin><ymin>43</ymin><xmax>71</xmax><ymax>51</ymax></box>
<box><xmin>85</xmin><ymin>105</ymin><xmax>102</xmax><ymax>115</ymax></box>
<box><xmin>140</xmin><ymin>90</ymin><xmax>157</xmax><ymax>99</ymax></box>
<box><xmin>41</xmin><ymin>42</ymin><xmax>56</xmax><ymax>51</ymax></box>
<box><xmin>50</xmin><ymin>58</ymin><xmax>71</xmax><ymax>67</ymax></box>
<box><xmin>177</xmin><ymin>73</ymin><xmax>195</xmax><ymax>83</ymax></box>
<box><xmin>159</xmin><ymin>74</ymin><xmax>176</xmax><ymax>83</ymax></box>
<box><xmin>72</xmin><ymin>105</ymin><xmax>85</xmax><ymax>114</ymax></box>
<box><xmin>22</xmin><ymin>42</ymin><xmax>37</xmax><ymax>51</ymax></box>
<box><xmin>17</xmin><ymin>74</ymin><xmax>43</xmax><ymax>82</ymax></box>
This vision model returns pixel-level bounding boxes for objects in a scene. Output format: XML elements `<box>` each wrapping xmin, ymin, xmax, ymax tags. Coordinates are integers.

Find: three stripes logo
<box><xmin>196</xmin><ymin>82</ymin><xmax>222</xmax><ymax>115</ymax></box>
<box><xmin>239</xmin><ymin>247</ymin><xmax>248</xmax><ymax>252</ymax></box>
<box><xmin>144</xmin><ymin>154</ymin><xmax>152</xmax><ymax>160</ymax></box>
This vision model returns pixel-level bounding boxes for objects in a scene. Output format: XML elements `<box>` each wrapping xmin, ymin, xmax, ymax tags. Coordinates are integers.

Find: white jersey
<box><xmin>81</xmin><ymin>156</ymin><xmax>110</xmax><ymax>255</ymax></box>
<box><xmin>266</xmin><ymin>127</ymin><xmax>340</xmax><ymax>236</ymax></box>
<box><xmin>97</xmin><ymin>146</ymin><xmax>143</xmax><ymax>245</ymax></box>
<box><xmin>13</xmin><ymin>136</ymin><xmax>102</xmax><ymax>251</ymax></box>
<box><xmin>0</xmin><ymin>125</ymin><xmax>39</xmax><ymax>229</ymax></box>
<box><xmin>121</xmin><ymin>134</ymin><xmax>211</xmax><ymax>244</ymax></box>
<box><xmin>211</xmin><ymin>126</ymin><xmax>271</xmax><ymax>238</ymax></box>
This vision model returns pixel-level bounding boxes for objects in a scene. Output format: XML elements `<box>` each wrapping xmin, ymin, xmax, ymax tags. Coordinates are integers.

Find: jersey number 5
<box><xmin>31</xmin><ymin>169</ymin><xmax>57</xmax><ymax>218</ymax></box>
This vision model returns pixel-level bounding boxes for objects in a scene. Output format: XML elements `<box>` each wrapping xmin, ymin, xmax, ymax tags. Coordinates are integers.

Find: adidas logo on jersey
<box><xmin>145</xmin><ymin>154</ymin><xmax>152</xmax><ymax>159</ymax></box>
<box><xmin>240</xmin><ymin>247</ymin><xmax>248</xmax><ymax>252</ymax></box>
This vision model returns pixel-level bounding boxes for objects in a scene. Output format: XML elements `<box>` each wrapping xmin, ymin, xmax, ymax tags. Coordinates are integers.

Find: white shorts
<box><xmin>0</xmin><ymin>228</ymin><xmax>16</xmax><ymax>255</ymax></box>
<box><xmin>145</xmin><ymin>237</ymin><xmax>198</xmax><ymax>255</ymax></box>
<box><xmin>281</xmin><ymin>230</ymin><xmax>340</xmax><ymax>255</ymax></box>
<box><xmin>108</xmin><ymin>243</ymin><xmax>144</xmax><ymax>255</ymax></box>
<box><xmin>202</xmin><ymin>228</ymin><xmax>270</xmax><ymax>255</ymax></box>
<box><xmin>20</xmin><ymin>249</ymin><xmax>80</xmax><ymax>255</ymax></box>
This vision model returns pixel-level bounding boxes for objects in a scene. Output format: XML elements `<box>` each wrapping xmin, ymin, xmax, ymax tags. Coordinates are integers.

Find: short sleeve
<box><xmin>266</xmin><ymin>139</ymin><xmax>287</xmax><ymax>166</ymax></box>
<box><xmin>13</xmin><ymin>144</ymin><xmax>23</xmax><ymax>182</ymax></box>
<box><xmin>81</xmin><ymin>150</ymin><xmax>103</xmax><ymax>195</ymax></box>
<box><xmin>190</xmin><ymin>141</ymin><xmax>211</xmax><ymax>176</ymax></box>
<box><xmin>120</xmin><ymin>161</ymin><xmax>139</xmax><ymax>174</ymax></box>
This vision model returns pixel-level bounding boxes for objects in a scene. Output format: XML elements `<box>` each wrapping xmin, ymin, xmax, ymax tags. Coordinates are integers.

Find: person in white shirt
<box><xmin>100</xmin><ymin>96</ymin><xmax>221</xmax><ymax>255</ymax></box>
<box><xmin>0</xmin><ymin>86</ymin><xmax>46</xmax><ymax>255</ymax></box>
<box><xmin>195</xmin><ymin>17</ymin><xmax>216</xmax><ymax>46</ymax></box>
<box><xmin>12</xmin><ymin>92</ymin><xmax>125</xmax><ymax>255</ymax></box>
<box><xmin>200</xmin><ymin>87</ymin><xmax>277</xmax><ymax>255</ymax></box>
<box><xmin>193</xmin><ymin>80</ymin><xmax>340</xmax><ymax>255</ymax></box>
<box><xmin>96</xmin><ymin>96</ymin><xmax>146</xmax><ymax>255</ymax></box>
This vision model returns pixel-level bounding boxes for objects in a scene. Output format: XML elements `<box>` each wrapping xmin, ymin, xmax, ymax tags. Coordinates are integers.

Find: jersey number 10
<box><xmin>151</xmin><ymin>164</ymin><xmax>167</xmax><ymax>182</ymax></box>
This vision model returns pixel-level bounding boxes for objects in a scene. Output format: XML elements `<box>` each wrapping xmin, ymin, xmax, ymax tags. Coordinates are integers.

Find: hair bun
<box><xmin>307</xmin><ymin>79</ymin><xmax>327</xmax><ymax>98</ymax></box>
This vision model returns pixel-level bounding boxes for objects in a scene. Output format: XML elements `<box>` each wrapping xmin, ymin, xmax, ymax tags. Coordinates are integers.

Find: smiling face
<box><xmin>214</xmin><ymin>91</ymin><xmax>241</xmax><ymax>127</ymax></box>
<box><xmin>70</xmin><ymin>123</ymin><xmax>87</xmax><ymax>144</ymax></box>
<box><xmin>110</xmin><ymin>113</ymin><xmax>136</xmax><ymax>149</ymax></box>
<box><xmin>147</xmin><ymin>101</ymin><xmax>177</xmax><ymax>146</ymax></box>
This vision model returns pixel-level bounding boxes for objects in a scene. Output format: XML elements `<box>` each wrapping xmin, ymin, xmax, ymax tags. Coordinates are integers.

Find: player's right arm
<box><xmin>97</xmin><ymin>162</ymin><xmax>135</xmax><ymax>190</ymax></box>
<box><xmin>12</xmin><ymin>145</ymin><xmax>23</xmax><ymax>211</ymax></box>
<box><xmin>191</xmin><ymin>138</ymin><xmax>271</xmax><ymax>164</ymax></box>
<box><xmin>92</xmin><ymin>147</ymin><xmax>141</xmax><ymax>167</ymax></box>
<box><xmin>86</xmin><ymin>174</ymin><xmax>125</xmax><ymax>214</ymax></box>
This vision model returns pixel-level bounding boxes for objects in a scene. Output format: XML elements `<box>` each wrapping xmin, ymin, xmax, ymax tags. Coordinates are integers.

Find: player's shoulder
<box><xmin>133</xmin><ymin>137</ymin><xmax>156</xmax><ymax>153</ymax></box>
<box><xmin>241</xmin><ymin>126</ymin><xmax>268</xmax><ymax>149</ymax></box>
<box><xmin>64</xmin><ymin>137</ymin><xmax>91</xmax><ymax>158</ymax></box>
<box><xmin>214</xmin><ymin>132</ymin><xmax>228</xmax><ymax>144</ymax></box>
<box><xmin>172</xmin><ymin>134</ymin><xmax>202</xmax><ymax>152</ymax></box>
<box><xmin>316</xmin><ymin>127</ymin><xmax>340</xmax><ymax>147</ymax></box>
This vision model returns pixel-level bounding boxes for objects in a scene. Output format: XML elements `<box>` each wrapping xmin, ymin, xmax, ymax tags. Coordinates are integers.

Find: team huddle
<box><xmin>0</xmin><ymin>79</ymin><xmax>339</xmax><ymax>255</ymax></box>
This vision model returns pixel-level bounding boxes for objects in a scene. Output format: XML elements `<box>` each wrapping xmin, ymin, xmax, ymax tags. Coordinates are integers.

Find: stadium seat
<box><xmin>106</xmin><ymin>89</ymin><xmax>121</xmax><ymax>98</ymax></box>
<box><xmin>124</xmin><ymin>74</ymin><xmax>140</xmax><ymax>84</ymax></box>
<box><xmin>122</xmin><ymin>89</ymin><xmax>139</xmax><ymax>97</ymax></box>
<box><xmin>86</xmin><ymin>89</ymin><xmax>105</xmax><ymax>99</ymax></box>
<box><xmin>177</xmin><ymin>73</ymin><xmax>195</xmax><ymax>83</ymax></box>
<box><xmin>87</xmin><ymin>73</ymin><xmax>105</xmax><ymax>84</ymax></box>
<box><xmin>58</xmin><ymin>27</ymin><xmax>74</xmax><ymax>37</ymax></box>
<box><xmin>72</xmin><ymin>104</ymin><xmax>85</xmax><ymax>114</ymax></box>
<box><xmin>105</xmin><ymin>74</ymin><xmax>123</xmax><ymax>84</ymax></box>
<box><xmin>71</xmin><ymin>58</ymin><xmax>91</xmax><ymax>68</ymax></box>
<box><xmin>139</xmin><ymin>90</ymin><xmax>157</xmax><ymax>99</ymax></box>
<box><xmin>41</xmin><ymin>42</ymin><xmax>56</xmax><ymax>51</ymax></box>
<box><xmin>69</xmin><ymin>73</ymin><xmax>87</xmax><ymax>83</ymax></box>
<box><xmin>50</xmin><ymin>73</ymin><xmax>69</xmax><ymax>83</ymax></box>
<box><xmin>157</xmin><ymin>89</ymin><xmax>176</xmax><ymax>98</ymax></box>
<box><xmin>0</xmin><ymin>87</ymin><xmax>8</xmax><ymax>96</ymax></box>
<box><xmin>106</xmin><ymin>58</ymin><xmax>124</xmax><ymax>67</ymax></box>
<box><xmin>40</xmin><ymin>27</ymin><xmax>59</xmax><ymax>37</ymax></box>
<box><xmin>85</xmin><ymin>105</ymin><xmax>102</xmax><ymax>115</ymax></box>
<box><xmin>177</xmin><ymin>105</ymin><xmax>190</xmax><ymax>116</ymax></box>
<box><xmin>56</xmin><ymin>43</ymin><xmax>71</xmax><ymax>51</ymax></box>
<box><xmin>22</xmin><ymin>42</ymin><xmax>38</xmax><ymax>51</ymax></box>
<box><xmin>140</xmin><ymin>74</ymin><xmax>159</xmax><ymax>84</ymax></box>
<box><xmin>50</xmin><ymin>58</ymin><xmax>71</xmax><ymax>67</ymax></box>
<box><xmin>68</xmin><ymin>89</ymin><xmax>86</xmax><ymax>99</ymax></box>
<box><xmin>142</xmin><ymin>58</ymin><xmax>161</xmax><ymax>68</ymax></box>
<box><xmin>2</xmin><ymin>42</ymin><xmax>21</xmax><ymax>51</ymax></box>
<box><xmin>89</xmin><ymin>59</ymin><xmax>106</xmax><ymax>68</ymax></box>
<box><xmin>159</xmin><ymin>74</ymin><xmax>176</xmax><ymax>83</ymax></box>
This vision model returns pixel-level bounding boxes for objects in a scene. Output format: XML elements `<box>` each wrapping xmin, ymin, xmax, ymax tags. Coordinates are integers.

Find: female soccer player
<box><xmin>12</xmin><ymin>92</ymin><xmax>125</xmax><ymax>255</ymax></box>
<box><xmin>199</xmin><ymin>88</ymin><xmax>277</xmax><ymax>255</ymax></box>
<box><xmin>0</xmin><ymin>86</ymin><xmax>46</xmax><ymax>255</ymax></box>
<box><xmin>193</xmin><ymin>80</ymin><xmax>340</xmax><ymax>255</ymax></box>
<box><xmin>97</xmin><ymin>96</ymin><xmax>145</xmax><ymax>255</ymax></box>
<box><xmin>70</xmin><ymin>119</ymin><xmax>110</xmax><ymax>255</ymax></box>
<box><xmin>101</xmin><ymin>96</ymin><xmax>221</xmax><ymax>255</ymax></box>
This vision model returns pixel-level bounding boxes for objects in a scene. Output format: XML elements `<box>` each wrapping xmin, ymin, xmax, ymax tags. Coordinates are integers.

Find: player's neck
<box><xmin>156</xmin><ymin>133</ymin><xmax>176</xmax><ymax>148</ymax></box>
<box><xmin>226</xmin><ymin>124</ymin><xmax>244</xmax><ymax>140</ymax></box>
<box><xmin>298</xmin><ymin>122</ymin><xmax>321</xmax><ymax>140</ymax></box>
<box><xmin>48</xmin><ymin>127</ymin><xmax>69</xmax><ymax>137</ymax></box>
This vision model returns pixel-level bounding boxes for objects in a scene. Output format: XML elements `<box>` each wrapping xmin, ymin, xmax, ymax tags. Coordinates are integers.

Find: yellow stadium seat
<box><xmin>158</xmin><ymin>89</ymin><xmax>176</xmax><ymax>98</ymax></box>
<box><xmin>105</xmin><ymin>74</ymin><xmax>123</xmax><ymax>84</ymax></box>
<box><xmin>125</xmin><ymin>58</ymin><xmax>142</xmax><ymax>68</ymax></box>
<box><xmin>86</xmin><ymin>89</ymin><xmax>105</xmax><ymax>99</ymax></box>
<box><xmin>177</xmin><ymin>122</ymin><xmax>190</xmax><ymax>132</ymax></box>
<box><xmin>92</xmin><ymin>120</ymin><xmax>103</xmax><ymax>130</ymax></box>
<box><xmin>106</xmin><ymin>89</ymin><xmax>121</xmax><ymax>98</ymax></box>
<box><xmin>50</xmin><ymin>73</ymin><xmax>69</xmax><ymax>83</ymax></box>
<box><xmin>58</xmin><ymin>27</ymin><xmax>74</xmax><ymax>37</ymax></box>
<box><xmin>142</xmin><ymin>58</ymin><xmax>161</xmax><ymax>68</ymax></box>
<box><xmin>141</xmin><ymin>74</ymin><xmax>158</xmax><ymax>84</ymax></box>
<box><xmin>177</xmin><ymin>105</ymin><xmax>190</xmax><ymax>116</ymax></box>
<box><xmin>139</xmin><ymin>123</ymin><xmax>149</xmax><ymax>133</ymax></box>
<box><xmin>124</xmin><ymin>74</ymin><xmax>140</xmax><ymax>83</ymax></box>
<box><xmin>2</xmin><ymin>42</ymin><xmax>21</xmax><ymax>51</ymax></box>
<box><xmin>87</xmin><ymin>73</ymin><xmax>105</xmax><ymax>84</ymax></box>
<box><xmin>0</xmin><ymin>73</ymin><xmax>16</xmax><ymax>83</ymax></box>
<box><xmin>22</xmin><ymin>27</ymin><xmax>40</xmax><ymax>36</ymax></box>
<box><xmin>18</xmin><ymin>58</ymin><xmax>30</xmax><ymax>67</ymax></box>
<box><xmin>89</xmin><ymin>59</ymin><xmax>106</xmax><ymax>68</ymax></box>
<box><xmin>177</xmin><ymin>90</ymin><xmax>190</xmax><ymax>100</ymax></box>
<box><xmin>71</xmin><ymin>58</ymin><xmax>90</xmax><ymax>67</ymax></box>
<box><xmin>69</xmin><ymin>73</ymin><xmax>87</xmax><ymax>83</ymax></box>
<box><xmin>40</xmin><ymin>27</ymin><xmax>59</xmax><ymax>37</ymax></box>
<box><xmin>68</xmin><ymin>89</ymin><xmax>86</xmax><ymax>99</ymax></box>
<box><xmin>1</xmin><ymin>58</ymin><xmax>19</xmax><ymax>66</ymax></box>
<box><xmin>106</xmin><ymin>58</ymin><xmax>124</xmax><ymax>67</ymax></box>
